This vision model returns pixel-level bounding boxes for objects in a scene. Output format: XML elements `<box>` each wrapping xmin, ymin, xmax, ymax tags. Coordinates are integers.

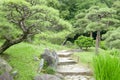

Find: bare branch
<box><xmin>19</xmin><ymin>21</ymin><xmax>27</xmax><ymax>32</ymax></box>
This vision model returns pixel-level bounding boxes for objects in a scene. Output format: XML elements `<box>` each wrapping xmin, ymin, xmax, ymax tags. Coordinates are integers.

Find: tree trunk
<box><xmin>0</xmin><ymin>32</ymin><xmax>28</xmax><ymax>54</ymax></box>
<box><xmin>90</xmin><ymin>32</ymin><xmax>93</xmax><ymax>38</ymax></box>
<box><xmin>0</xmin><ymin>40</ymin><xmax>12</xmax><ymax>54</ymax></box>
<box><xmin>62</xmin><ymin>38</ymin><xmax>67</xmax><ymax>45</ymax></box>
<box><xmin>95</xmin><ymin>31</ymin><xmax>100</xmax><ymax>54</ymax></box>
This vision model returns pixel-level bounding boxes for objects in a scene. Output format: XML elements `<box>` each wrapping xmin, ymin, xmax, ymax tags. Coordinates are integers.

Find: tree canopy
<box><xmin>0</xmin><ymin>0</ymin><xmax>71</xmax><ymax>54</ymax></box>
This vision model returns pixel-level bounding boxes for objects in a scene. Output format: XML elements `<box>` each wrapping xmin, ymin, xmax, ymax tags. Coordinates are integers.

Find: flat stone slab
<box><xmin>58</xmin><ymin>57</ymin><xmax>77</xmax><ymax>65</ymax></box>
<box><xmin>57</xmin><ymin>49</ymin><xmax>93</xmax><ymax>80</ymax></box>
<box><xmin>57</xmin><ymin>49</ymin><xmax>82</xmax><ymax>57</ymax></box>
<box><xmin>57</xmin><ymin>51</ymin><xmax>73</xmax><ymax>57</ymax></box>
<box><xmin>64</xmin><ymin>75</ymin><xmax>94</xmax><ymax>80</ymax></box>
<box><xmin>57</xmin><ymin>65</ymin><xmax>92</xmax><ymax>76</ymax></box>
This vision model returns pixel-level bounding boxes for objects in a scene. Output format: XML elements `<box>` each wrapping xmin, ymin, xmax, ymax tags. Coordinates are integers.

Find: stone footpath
<box><xmin>57</xmin><ymin>50</ymin><xmax>94</xmax><ymax>80</ymax></box>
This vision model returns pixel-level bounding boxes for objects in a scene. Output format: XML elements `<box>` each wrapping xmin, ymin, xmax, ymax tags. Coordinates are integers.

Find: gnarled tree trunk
<box><xmin>0</xmin><ymin>40</ymin><xmax>12</xmax><ymax>54</ymax></box>
<box><xmin>0</xmin><ymin>32</ymin><xmax>28</xmax><ymax>54</ymax></box>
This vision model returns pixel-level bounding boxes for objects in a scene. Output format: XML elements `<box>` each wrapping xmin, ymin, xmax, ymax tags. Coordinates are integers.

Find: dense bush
<box><xmin>100</xmin><ymin>41</ymin><xmax>108</xmax><ymax>50</ymax></box>
<box><xmin>75</xmin><ymin>36</ymin><xmax>94</xmax><ymax>50</ymax></box>
<box><xmin>93</xmin><ymin>53</ymin><xmax>120</xmax><ymax>80</ymax></box>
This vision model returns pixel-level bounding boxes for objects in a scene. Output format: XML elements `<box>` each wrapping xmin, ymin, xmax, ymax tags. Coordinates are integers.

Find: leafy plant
<box><xmin>93</xmin><ymin>53</ymin><xmax>120</xmax><ymax>80</ymax></box>
<box><xmin>41</xmin><ymin>61</ymin><xmax>56</xmax><ymax>74</ymax></box>
<box><xmin>45</xmin><ymin>67</ymin><xmax>56</xmax><ymax>74</ymax></box>
<box><xmin>75</xmin><ymin>36</ymin><xmax>94</xmax><ymax>50</ymax></box>
<box><xmin>100</xmin><ymin>41</ymin><xmax>107</xmax><ymax>50</ymax></box>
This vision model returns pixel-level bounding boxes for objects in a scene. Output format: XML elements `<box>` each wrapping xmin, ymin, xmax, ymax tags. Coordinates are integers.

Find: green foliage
<box><xmin>74</xmin><ymin>18</ymin><xmax>90</xmax><ymax>33</ymax></box>
<box><xmin>41</xmin><ymin>61</ymin><xmax>56</xmax><ymax>74</ymax></box>
<box><xmin>106</xmin><ymin>48</ymin><xmax>120</xmax><ymax>57</ymax></box>
<box><xmin>46</xmin><ymin>0</ymin><xmax>60</xmax><ymax>9</ymax></box>
<box><xmin>86</xmin><ymin>6</ymin><xmax>116</xmax><ymax>32</ymax></box>
<box><xmin>58</xmin><ymin>0</ymin><xmax>100</xmax><ymax>20</ymax></box>
<box><xmin>34</xmin><ymin>30</ymin><xmax>70</xmax><ymax>45</ymax></box>
<box><xmin>0</xmin><ymin>0</ymin><xmax>71</xmax><ymax>40</ymax></box>
<box><xmin>75</xmin><ymin>36</ymin><xmax>94</xmax><ymax>49</ymax></box>
<box><xmin>103</xmin><ymin>28</ymin><xmax>120</xmax><ymax>49</ymax></box>
<box><xmin>0</xmin><ymin>0</ymin><xmax>72</xmax><ymax>54</ymax></box>
<box><xmin>100</xmin><ymin>41</ymin><xmax>107</xmax><ymax>50</ymax></box>
<box><xmin>4</xmin><ymin>42</ymin><xmax>41</xmax><ymax>80</ymax></box>
<box><xmin>43</xmin><ymin>66</ymin><xmax>56</xmax><ymax>74</ymax></box>
<box><xmin>93</xmin><ymin>53</ymin><xmax>120</xmax><ymax>80</ymax></box>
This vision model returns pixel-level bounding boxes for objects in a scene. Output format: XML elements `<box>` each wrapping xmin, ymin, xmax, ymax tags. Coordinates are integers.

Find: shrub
<box><xmin>45</xmin><ymin>67</ymin><xmax>56</xmax><ymax>74</ymax></box>
<box><xmin>100</xmin><ymin>41</ymin><xmax>107</xmax><ymax>50</ymax></box>
<box><xmin>41</xmin><ymin>61</ymin><xmax>56</xmax><ymax>74</ymax></box>
<box><xmin>93</xmin><ymin>53</ymin><xmax>120</xmax><ymax>80</ymax></box>
<box><xmin>75</xmin><ymin>36</ymin><xmax>94</xmax><ymax>50</ymax></box>
<box><xmin>42</xmin><ymin>67</ymin><xmax>56</xmax><ymax>74</ymax></box>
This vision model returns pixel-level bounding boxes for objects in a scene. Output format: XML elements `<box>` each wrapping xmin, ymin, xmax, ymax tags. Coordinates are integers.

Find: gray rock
<box><xmin>37</xmin><ymin>59</ymin><xmax>44</xmax><ymax>73</ymax></box>
<box><xmin>0</xmin><ymin>72</ymin><xmax>13</xmax><ymax>80</ymax></box>
<box><xmin>80</xmin><ymin>77</ymin><xmax>88</xmax><ymax>80</ymax></box>
<box><xmin>55</xmin><ymin>73</ymin><xmax>64</xmax><ymax>79</ymax></box>
<box><xmin>0</xmin><ymin>57</ymin><xmax>12</xmax><ymax>73</ymax></box>
<box><xmin>41</xmin><ymin>49</ymin><xmax>59</xmax><ymax>69</ymax></box>
<box><xmin>34</xmin><ymin>74</ymin><xmax>61</xmax><ymax>80</ymax></box>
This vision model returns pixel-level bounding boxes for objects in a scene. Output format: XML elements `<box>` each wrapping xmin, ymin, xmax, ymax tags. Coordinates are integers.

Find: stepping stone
<box><xmin>57</xmin><ymin>49</ymin><xmax>93</xmax><ymax>80</ymax></box>
<box><xmin>57</xmin><ymin>51</ymin><xmax>73</xmax><ymax>57</ymax></box>
<box><xmin>57</xmin><ymin>65</ymin><xmax>92</xmax><ymax>76</ymax></box>
<box><xmin>57</xmin><ymin>49</ymin><xmax>83</xmax><ymax>57</ymax></box>
<box><xmin>64</xmin><ymin>75</ymin><xmax>93</xmax><ymax>80</ymax></box>
<box><xmin>58</xmin><ymin>57</ymin><xmax>77</xmax><ymax>65</ymax></box>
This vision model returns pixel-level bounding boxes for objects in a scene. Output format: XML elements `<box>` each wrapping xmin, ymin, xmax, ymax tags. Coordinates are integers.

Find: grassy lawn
<box><xmin>72</xmin><ymin>47</ymin><xmax>105</xmax><ymax>66</ymax></box>
<box><xmin>0</xmin><ymin>42</ymin><xmax>68</xmax><ymax>80</ymax></box>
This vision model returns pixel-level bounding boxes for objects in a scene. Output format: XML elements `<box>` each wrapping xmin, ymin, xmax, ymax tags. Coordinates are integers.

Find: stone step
<box><xmin>57</xmin><ymin>65</ymin><xmax>92</xmax><ymax>76</ymax></box>
<box><xmin>64</xmin><ymin>75</ymin><xmax>94</xmax><ymax>80</ymax></box>
<box><xmin>58</xmin><ymin>57</ymin><xmax>77</xmax><ymax>65</ymax></box>
<box><xmin>57</xmin><ymin>49</ymin><xmax>82</xmax><ymax>57</ymax></box>
<box><xmin>57</xmin><ymin>51</ymin><xmax>73</xmax><ymax>57</ymax></box>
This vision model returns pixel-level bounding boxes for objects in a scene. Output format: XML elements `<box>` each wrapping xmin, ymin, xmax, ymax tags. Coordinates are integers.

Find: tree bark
<box><xmin>0</xmin><ymin>40</ymin><xmax>12</xmax><ymax>54</ymax></box>
<box><xmin>0</xmin><ymin>32</ymin><xmax>28</xmax><ymax>54</ymax></box>
<box><xmin>95</xmin><ymin>31</ymin><xmax>100</xmax><ymax>55</ymax></box>
<box><xmin>90</xmin><ymin>32</ymin><xmax>93</xmax><ymax>38</ymax></box>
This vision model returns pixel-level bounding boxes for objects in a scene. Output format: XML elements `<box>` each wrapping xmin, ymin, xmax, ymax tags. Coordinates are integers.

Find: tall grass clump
<box><xmin>93</xmin><ymin>53</ymin><xmax>120</xmax><ymax>80</ymax></box>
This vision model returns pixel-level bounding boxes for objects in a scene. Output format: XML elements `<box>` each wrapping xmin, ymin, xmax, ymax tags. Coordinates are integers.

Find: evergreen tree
<box><xmin>0</xmin><ymin>0</ymin><xmax>71</xmax><ymax>54</ymax></box>
<box><xmin>85</xmin><ymin>6</ymin><xmax>116</xmax><ymax>54</ymax></box>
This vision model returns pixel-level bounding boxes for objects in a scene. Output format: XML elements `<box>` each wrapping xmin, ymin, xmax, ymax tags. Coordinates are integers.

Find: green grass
<box><xmin>0</xmin><ymin>42</ymin><xmax>68</xmax><ymax>80</ymax></box>
<box><xmin>3</xmin><ymin>43</ymin><xmax>41</xmax><ymax>80</ymax></box>
<box><xmin>72</xmin><ymin>47</ymin><xmax>105</xmax><ymax>65</ymax></box>
<box><xmin>73</xmin><ymin>47</ymin><xmax>120</xmax><ymax>80</ymax></box>
<box><xmin>93</xmin><ymin>53</ymin><xmax>120</xmax><ymax>80</ymax></box>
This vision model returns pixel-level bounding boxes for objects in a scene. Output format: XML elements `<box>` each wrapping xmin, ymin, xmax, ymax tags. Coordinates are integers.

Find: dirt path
<box><xmin>57</xmin><ymin>49</ymin><xmax>94</xmax><ymax>80</ymax></box>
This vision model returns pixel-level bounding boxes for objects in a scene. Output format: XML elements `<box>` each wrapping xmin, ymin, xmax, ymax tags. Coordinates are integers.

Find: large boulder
<box><xmin>0</xmin><ymin>57</ymin><xmax>12</xmax><ymax>73</ymax></box>
<box><xmin>41</xmin><ymin>49</ymin><xmax>59</xmax><ymax>69</ymax></box>
<box><xmin>34</xmin><ymin>74</ymin><xmax>61</xmax><ymax>80</ymax></box>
